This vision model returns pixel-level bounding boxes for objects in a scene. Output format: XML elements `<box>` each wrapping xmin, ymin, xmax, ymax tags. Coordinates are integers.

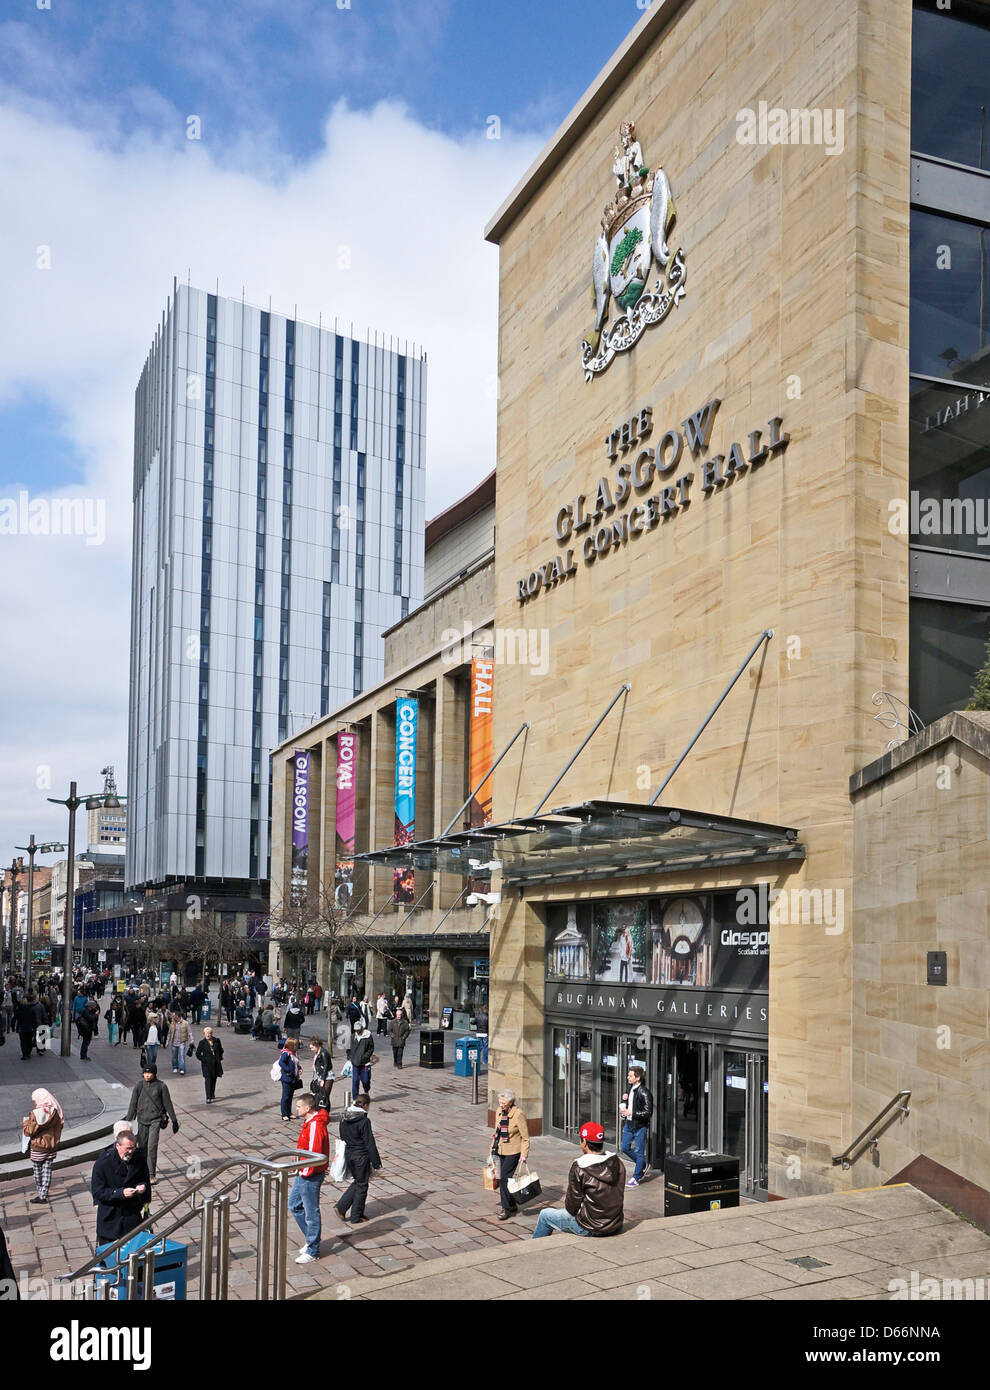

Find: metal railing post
<box><xmin>471</xmin><ymin>1057</ymin><xmax>480</xmax><ymax>1105</ymax></box>
<box><xmin>125</xmin><ymin>1249</ymin><xmax>141</xmax><ymax>1302</ymax></box>
<box><xmin>200</xmin><ymin>1198</ymin><xmax>215</xmax><ymax>1300</ymax></box>
<box><xmin>273</xmin><ymin>1169</ymin><xmax>290</xmax><ymax>1301</ymax></box>
<box><xmin>215</xmin><ymin>1196</ymin><xmax>231</xmax><ymax>1300</ymax></box>
<box><xmin>141</xmin><ymin>1246</ymin><xmax>157</xmax><ymax>1301</ymax></box>
<box><xmin>255</xmin><ymin>1173</ymin><xmax>272</xmax><ymax>1301</ymax></box>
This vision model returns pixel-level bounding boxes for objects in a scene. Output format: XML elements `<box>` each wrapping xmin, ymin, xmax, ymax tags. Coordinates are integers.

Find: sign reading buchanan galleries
<box><xmin>516</xmin><ymin>396</ymin><xmax>788</xmax><ymax>604</ymax></box>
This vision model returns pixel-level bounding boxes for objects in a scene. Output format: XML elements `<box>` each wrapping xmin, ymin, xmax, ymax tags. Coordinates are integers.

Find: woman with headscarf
<box><xmin>22</xmin><ymin>1088</ymin><xmax>64</xmax><ymax>1204</ymax></box>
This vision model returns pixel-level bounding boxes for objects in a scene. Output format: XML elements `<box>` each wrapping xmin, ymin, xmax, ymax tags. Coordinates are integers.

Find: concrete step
<box><xmin>0</xmin><ymin>1075</ymin><xmax>124</xmax><ymax>1182</ymax></box>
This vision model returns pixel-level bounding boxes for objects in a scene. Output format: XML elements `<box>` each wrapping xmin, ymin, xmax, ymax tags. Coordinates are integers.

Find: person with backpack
<box><xmin>282</xmin><ymin>997</ymin><xmax>305</xmax><ymax>1041</ymax></box>
<box><xmin>333</xmin><ymin>1093</ymin><xmax>382</xmax><ymax>1226</ymax></box>
<box><xmin>275</xmin><ymin>1038</ymin><xmax>302</xmax><ymax>1121</ymax></box>
<box><xmin>124</xmin><ymin>1064</ymin><xmax>179</xmax><ymax>1181</ymax></box>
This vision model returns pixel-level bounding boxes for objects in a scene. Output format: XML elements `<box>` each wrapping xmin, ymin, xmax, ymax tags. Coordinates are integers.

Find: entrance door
<box><xmin>550</xmin><ymin>1026</ymin><xmax>593</xmax><ymax>1139</ymax></box>
<box><xmin>721</xmin><ymin>1049</ymin><xmax>768</xmax><ymax>1197</ymax></box>
<box><xmin>655</xmin><ymin>1038</ymin><xmax>711</xmax><ymax>1167</ymax></box>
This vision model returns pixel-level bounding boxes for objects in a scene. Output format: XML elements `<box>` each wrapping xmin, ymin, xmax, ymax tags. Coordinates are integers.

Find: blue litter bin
<box><xmin>454</xmin><ymin>1035</ymin><xmax>479</xmax><ymax>1077</ymax></box>
<box><xmin>200</xmin><ymin>999</ymin><xmax>212</xmax><ymax>1021</ymax></box>
<box><xmin>95</xmin><ymin>1232</ymin><xmax>188</xmax><ymax>1300</ymax></box>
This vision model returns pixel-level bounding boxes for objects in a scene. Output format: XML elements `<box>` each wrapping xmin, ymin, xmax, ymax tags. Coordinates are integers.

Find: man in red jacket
<box><xmin>290</xmin><ymin>1093</ymin><xmax>330</xmax><ymax>1263</ymax></box>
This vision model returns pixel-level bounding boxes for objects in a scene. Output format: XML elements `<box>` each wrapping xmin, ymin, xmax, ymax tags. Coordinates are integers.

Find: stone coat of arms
<box><xmin>582</xmin><ymin>120</ymin><xmax>688</xmax><ymax>380</ymax></box>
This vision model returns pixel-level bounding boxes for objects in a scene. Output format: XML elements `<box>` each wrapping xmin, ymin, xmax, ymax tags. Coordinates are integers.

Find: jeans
<box><xmin>171</xmin><ymin>1043</ymin><xmax>185</xmax><ymax>1074</ymax></box>
<box><xmin>351</xmin><ymin>1064</ymin><xmax>371</xmax><ymax>1098</ymax></box>
<box><xmin>314</xmin><ymin>997</ymin><xmax>321</xmax><ymax>1012</ymax></box>
<box><xmin>621</xmin><ymin>1121</ymin><xmax>648</xmax><ymax>1181</ymax></box>
<box><xmin>391</xmin><ymin>1045</ymin><xmax>405</xmax><ymax>1067</ymax></box>
<box><xmin>281</xmin><ymin>1079</ymin><xmax>296</xmax><ymax>1119</ymax></box>
<box><xmin>532</xmin><ymin>1208</ymin><xmax>592</xmax><ymax>1239</ymax></box>
<box><xmin>288</xmin><ymin>1174</ymin><xmax>324</xmax><ymax>1256</ymax></box>
<box><xmin>145</xmin><ymin>1043</ymin><xmax>158</xmax><ymax>1067</ymax></box>
<box><xmin>79</xmin><ymin>1033</ymin><xmax>90</xmax><ymax>1059</ymax></box>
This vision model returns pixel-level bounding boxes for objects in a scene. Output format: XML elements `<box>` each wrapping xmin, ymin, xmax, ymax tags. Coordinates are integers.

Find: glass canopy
<box><xmin>354</xmin><ymin>800</ymin><xmax>804</xmax><ymax>886</ymax></box>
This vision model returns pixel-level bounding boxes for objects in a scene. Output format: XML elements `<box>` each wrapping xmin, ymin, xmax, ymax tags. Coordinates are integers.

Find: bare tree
<box><xmin>181</xmin><ymin>904</ymin><xmax>241</xmax><ymax>995</ymax></box>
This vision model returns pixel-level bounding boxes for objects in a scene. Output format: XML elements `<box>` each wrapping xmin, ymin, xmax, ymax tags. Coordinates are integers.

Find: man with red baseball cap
<box><xmin>531</xmin><ymin>1120</ymin><xmax>624</xmax><ymax>1239</ymax></box>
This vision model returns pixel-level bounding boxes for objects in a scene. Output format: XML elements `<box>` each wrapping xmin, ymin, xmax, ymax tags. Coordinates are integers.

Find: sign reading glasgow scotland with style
<box><xmin>516</xmin><ymin>396</ymin><xmax>789</xmax><ymax>603</ymax></box>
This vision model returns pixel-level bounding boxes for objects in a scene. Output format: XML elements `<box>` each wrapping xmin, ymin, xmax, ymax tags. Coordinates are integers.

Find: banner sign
<box><xmin>335</xmin><ymin>731</ymin><xmax>357</xmax><ymax>908</ymax></box>
<box><xmin>393</xmin><ymin>698</ymin><xmax>418</xmax><ymax>903</ymax></box>
<box><xmin>469</xmin><ymin>658</ymin><xmax>495</xmax><ymax>827</ymax></box>
<box><xmin>290</xmin><ymin>749</ymin><xmax>310</xmax><ymax>906</ymax></box>
<box><xmin>545</xmin><ymin>982</ymin><xmax>768</xmax><ymax>1041</ymax></box>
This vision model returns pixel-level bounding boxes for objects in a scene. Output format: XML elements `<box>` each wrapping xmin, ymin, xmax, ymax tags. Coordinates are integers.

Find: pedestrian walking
<box><xmin>74</xmin><ymin>1002</ymin><xmax>95</xmax><ymax>1061</ymax></box>
<box><xmin>189</xmin><ymin>984</ymin><xmax>204</xmax><ymax>1024</ymax></box>
<box><xmin>333</xmin><ymin>1093</ymin><xmax>382</xmax><ymax>1226</ymax></box>
<box><xmin>223</xmin><ymin>981</ymin><xmax>235</xmax><ymax>1027</ymax></box>
<box><xmin>282</xmin><ymin>997</ymin><xmax>305</xmax><ymax>1041</ymax></box>
<box><xmin>277</xmin><ymin>1038</ymin><xmax>302</xmax><ymax>1121</ymax></box>
<box><xmin>289</xmin><ymin>1093</ymin><xmax>330</xmax><ymax>1263</ymax></box>
<box><xmin>375</xmin><ymin>992</ymin><xmax>388</xmax><ymax>1036</ymax></box>
<box><xmin>304</xmin><ymin>987</ymin><xmax>315</xmax><ymax>1017</ymax></box>
<box><xmin>1</xmin><ymin>984</ymin><xmax>13</xmax><ymax>1033</ymax></box>
<box><xmin>22</xmin><ymin>1088</ymin><xmax>63</xmax><ymax>1204</ymax></box>
<box><xmin>144</xmin><ymin>1013</ymin><xmax>160</xmax><ymax>1069</ymax></box>
<box><xmin>387</xmin><ymin>1007</ymin><xmax>410</xmax><ymax>1068</ymax></box>
<box><xmin>348</xmin><ymin>1022</ymin><xmax>375</xmax><ymax>1098</ymax></box>
<box><xmin>14</xmin><ymin>992</ymin><xmax>44</xmax><ymax>1061</ymax></box>
<box><xmin>532</xmin><ymin>1121</ymin><xmax>624</xmax><ymax>1239</ymax></box>
<box><xmin>194</xmin><ymin>1027</ymin><xmax>224</xmax><ymax>1104</ymax></box>
<box><xmin>312</xmin><ymin>982</ymin><xmax>323</xmax><ymax>1013</ymax></box>
<box><xmin>90</xmin><ymin>1130</ymin><xmax>151</xmax><ymax>1249</ymax></box>
<box><xmin>124</xmin><ymin>1065</ymin><xmax>179</xmax><ymax>1181</ymax></box>
<box><xmin>308</xmin><ymin>1036</ymin><xmax>334</xmax><ymax>1113</ymax></box>
<box><xmin>619</xmin><ymin>1064</ymin><xmax>653</xmax><ymax>1186</ymax></box>
<box><xmin>491</xmin><ymin>1089</ymin><xmax>530</xmax><ymax>1221</ymax></box>
<box><xmin>170</xmin><ymin>1013</ymin><xmax>191</xmax><ymax>1074</ymax></box>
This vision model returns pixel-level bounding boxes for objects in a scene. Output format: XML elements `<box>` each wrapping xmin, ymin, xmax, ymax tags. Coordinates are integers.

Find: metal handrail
<box><xmin>56</xmin><ymin>1147</ymin><xmax>323</xmax><ymax>1300</ymax></box>
<box><xmin>832</xmin><ymin>1090</ymin><xmax>911</xmax><ymax>1169</ymax></box>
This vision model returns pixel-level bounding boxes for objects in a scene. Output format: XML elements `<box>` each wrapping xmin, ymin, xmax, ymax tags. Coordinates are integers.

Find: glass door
<box><xmin>550</xmin><ymin>1026</ymin><xmax>593</xmax><ymax>1139</ymax></box>
<box><xmin>655</xmin><ymin>1038</ymin><xmax>711</xmax><ymax>1167</ymax></box>
<box><xmin>721</xmin><ymin>1049</ymin><xmax>768</xmax><ymax>1197</ymax></box>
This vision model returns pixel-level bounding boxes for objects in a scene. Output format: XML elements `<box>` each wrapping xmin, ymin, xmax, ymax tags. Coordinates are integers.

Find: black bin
<box><xmin>663</xmin><ymin>1150</ymin><xmax>740</xmax><ymax>1216</ymax></box>
<box><xmin>419</xmin><ymin>1029</ymin><xmax>445</xmax><ymax>1068</ymax></box>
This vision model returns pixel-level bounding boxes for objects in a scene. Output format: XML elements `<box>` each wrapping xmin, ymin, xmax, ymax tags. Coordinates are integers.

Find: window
<box><xmin>911</xmin><ymin>211</ymin><xmax>990</xmax><ymax>379</ymax></box>
<box><xmin>912</xmin><ymin>2</ymin><xmax>990</xmax><ymax>170</ymax></box>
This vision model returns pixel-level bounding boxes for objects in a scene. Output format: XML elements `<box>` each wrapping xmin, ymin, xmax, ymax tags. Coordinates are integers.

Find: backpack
<box><xmin>270</xmin><ymin>1059</ymin><xmax>282</xmax><ymax>1082</ymax></box>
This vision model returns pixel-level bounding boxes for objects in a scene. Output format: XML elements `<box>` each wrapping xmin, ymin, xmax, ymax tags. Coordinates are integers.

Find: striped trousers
<box><xmin>32</xmin><ymin>1155</ymin><xmax>55</xmax><ymax>1199</ymax></box>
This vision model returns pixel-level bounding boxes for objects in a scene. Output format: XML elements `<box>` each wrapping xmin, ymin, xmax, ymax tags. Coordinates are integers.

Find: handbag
<box><xmin>506</xmin><ymin>1161</ymin><xmax>542</xmax><ymax>1205</ymax></box>
<box><xmin>292</xmin><ymin>1077</ymin><xmax>303</xmax><ymax>1091</ymax></box>
<box><xmin>159</xmin><ymin>1114</ymin><xmax>170</xmax><ymax>1130</ymax></box>
<box><xmin>483</xmin><ymin>1158</ymin><xmax>500</xmax><ymax>1191</ymax></box>
<box><xmin>186</xmin><ymin>1043</ymin><xmax>194</xmax><ymax>1056</ymax></box>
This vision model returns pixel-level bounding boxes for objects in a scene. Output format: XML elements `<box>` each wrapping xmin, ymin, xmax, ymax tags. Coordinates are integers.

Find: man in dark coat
<box><xmin>333</xmin><ymin>1094</ymin><xmax>382</xmax><ymax>1225</ymax></box>
<box><xmin>90</xmin><ymin>1131</ymin><xmax>152</xmax><ymax>1248</ymax></box>
<box><xmin>75</xmin><ymin>1004</ymin><xmax>95</xmax><ymax>1060</ymax></box>
<box><xmin>194</xmin><ymin>1026</ymin><xmax>224</xmax><ymax>1103</ymax></box>
<box><xmin>14</xmin><ymin>992</ymin><xmax>44</xmax><ymax>1061</ymax></box>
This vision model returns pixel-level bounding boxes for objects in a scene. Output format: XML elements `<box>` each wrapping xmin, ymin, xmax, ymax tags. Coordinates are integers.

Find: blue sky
<box><xmin>0</xmin><ymin>0</ymin><xmax>650</xmax><ymax>866</ymax></box>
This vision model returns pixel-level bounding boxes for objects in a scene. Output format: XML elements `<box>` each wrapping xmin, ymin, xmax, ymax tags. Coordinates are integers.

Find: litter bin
<box><xmin>200</xmin><ymin>999</ymin><xmax>212</xmax><ymax>1021</ymax></box>
<box><xmin>454</xmin><ymin>1035</ymin><xmax>479</xmax><ymax>1077</ymax></box>
<box><xmin>663</xmin><ymin>1150</ymin><xmax>739</xmax><ymax>1215</ymax></box>
<box><xmin>419</xmin><ymin>1029</ymin><xmax>445</xmax><ymax>1069</ymax></box>
<box><xmin>95</xmin><ymin>1232</ymin><xmax>188</xmax><ymax>1300</ymax></box>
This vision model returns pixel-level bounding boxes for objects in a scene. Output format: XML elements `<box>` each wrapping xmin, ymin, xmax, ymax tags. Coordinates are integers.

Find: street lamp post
<box><xmin>48</xmin><ymin>781</ymin><xmax>124</xmax><ymax>1057</ymax></box>
<box><xmin>4</xmin><ymin>857</ymin><xmax>23</xmax><ymax>977</ymax></box>
<box><xmin>14</xmin><ymin>835</ymin><xmax>65</xmax><ymax>989</ymax></box>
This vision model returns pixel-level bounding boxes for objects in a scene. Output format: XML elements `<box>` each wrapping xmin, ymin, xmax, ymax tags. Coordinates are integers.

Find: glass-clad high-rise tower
<box><xmin>126</xmin><ymin>283</ymin><xmax>425</xmax><ymax>892</ymax></box>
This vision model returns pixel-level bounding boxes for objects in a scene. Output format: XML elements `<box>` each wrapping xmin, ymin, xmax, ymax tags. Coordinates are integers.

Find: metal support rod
<box><xmin>532</xmin><ymin>686</ymin><xmax>631</xmax><ymax>816</ymax></box>
<box><xmin>24</xmin><ymin>837</ymin><xmax>35</xmax><ymax>987</ymax></box>
<box><xmin>394</xmin><ymin>878</ymin><xmax>437</xmax><ymax>933</ymax></box>
<box><xmin>430</xmin><ymin>884</ymin><xmax>472</xmax><ymax>935</ymax></box>
<box><xmin>200</xmin><ymin>1198</ymin><xmax>215</xmax><ymax>1300</ymax></box>
<box><xmin>255</xmin><ymin>1173</ymin><xmax>272</xmax><ymax>1300</ymax></box>
<box><xmin>58</xmin><ymin>784</ymin><xmax>78</xmax><ymax>1056</ymax></box>
<box><xmin>471</xmin><ymin>1057</ymin><xmax>480</xmax><ymax>1105</ymax></box>
<box><xmin>216</xmin><ymin>1196</ymin><xmax>231</xmax><ymax>1300</ymax></box>
<box><xmin>442</xmin><ymin>723</ymin><xmax>531</xmax><ymax>835</ymax></box>
<box><xmin>273</xmin><ymin>1169</ymin><xmax>289</xmax><ymax>1301</ymax></box>
<box><xmin>649</xmin><ymin>631</ymin><xmax>773</xmax><ymax>804</ymax></box>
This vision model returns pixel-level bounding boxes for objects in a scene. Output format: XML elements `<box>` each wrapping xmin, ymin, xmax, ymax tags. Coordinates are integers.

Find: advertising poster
<box><xmin>335</xmin><ymin>730</ymin><xmax>357</xmax><ymax>908</ymax></box>
<box><xmin>290</xmin><ymin>749</ymin><xmax>310</xmax><ymax>907</ymax></box>
<box><xmin>469</xmin><ymin>657</ymin><xmax>495</xmax><ymax>827</ymax></box>
<box><xmin>393</xmin><ymin>698</ymin><xmax>418</xmax><ymax>903</ymax></box>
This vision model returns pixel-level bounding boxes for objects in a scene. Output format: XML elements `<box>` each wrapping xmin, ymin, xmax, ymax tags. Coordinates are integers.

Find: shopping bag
<box><xmin>506</xmin><ymin>1162</ymin><xmax>542</xmax><ymax>1204</ymax></box>
<box><xmin>329</xmin><ymin>1139</ymin><xmax>347</xmax><ymax>1183</ymax></box>
<box><xmin>483</xmin><ymin>1158</ymin><xmax>500</xmax><ymax>1192</ymax></box>
<box><xmin>340</xmin><ymin>1060</ymin><xmax>353</xmax><ymax>1079</ymax></box>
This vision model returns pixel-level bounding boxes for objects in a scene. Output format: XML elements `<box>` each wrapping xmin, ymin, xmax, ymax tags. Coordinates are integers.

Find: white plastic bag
<box><xmin>329</xmin><ymin>1138</ymin><xmax>347</xmax><ymax>1183</ymax></box>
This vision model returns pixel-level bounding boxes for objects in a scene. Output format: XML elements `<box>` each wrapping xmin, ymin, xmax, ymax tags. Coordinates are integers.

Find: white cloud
<box><xmin>0</xmin><ymin>96</ymin><xmax>542</xmax><ymax>869</ymax></box>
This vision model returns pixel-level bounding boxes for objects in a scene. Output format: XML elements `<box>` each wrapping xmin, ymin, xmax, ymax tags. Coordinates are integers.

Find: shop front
<box><xmin>542</xmin><ymin>889</ymin><xmax>769</xmax><ymax>1196</ymax></box>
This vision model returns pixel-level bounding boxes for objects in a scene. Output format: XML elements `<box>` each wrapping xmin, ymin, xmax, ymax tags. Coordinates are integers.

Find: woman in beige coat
<box><xmin>492</xmin><ymin>1089</ymin><xmax>530</xmax><ymax>1221</ymax></box>
<box><xmin>22</xmin><ymin>1088</ymin><xmax>63</xmax><ymax>1204</ymax></box>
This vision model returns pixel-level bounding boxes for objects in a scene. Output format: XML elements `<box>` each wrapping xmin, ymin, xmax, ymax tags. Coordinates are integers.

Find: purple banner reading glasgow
<box><xmin>290</xmin><ymin>749</ymin><xmax>310</xmax><ymax>906</ymax></box>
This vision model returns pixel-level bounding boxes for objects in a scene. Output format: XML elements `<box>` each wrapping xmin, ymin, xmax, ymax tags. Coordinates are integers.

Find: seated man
<box><xmin>532</xmin><ymin>1121</ymin><xmax>624</xmax><ymax>1239</ymax></box>
<box><xmin>234</xmin><ymin>1001</ymin><xmax>253</xmax><ymax>1034</ymax></box>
